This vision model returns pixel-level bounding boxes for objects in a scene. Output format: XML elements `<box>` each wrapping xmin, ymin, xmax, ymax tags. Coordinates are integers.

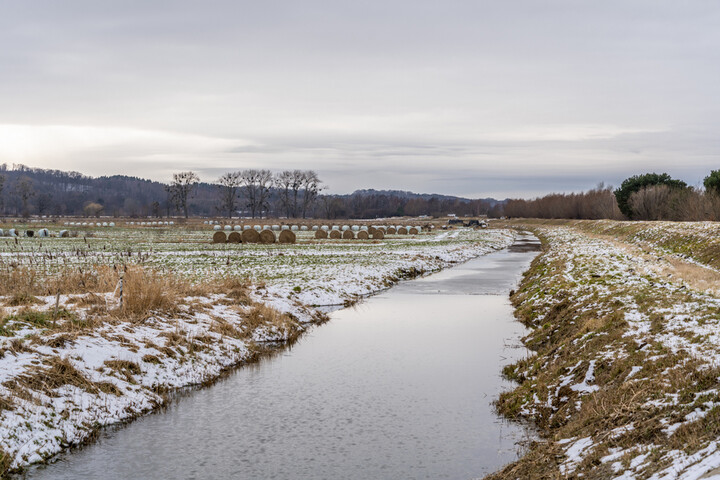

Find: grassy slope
<box><xmin>489</xmin><ymin>221</ymin><xmax>720</xmax><ymax>479</ymax></box>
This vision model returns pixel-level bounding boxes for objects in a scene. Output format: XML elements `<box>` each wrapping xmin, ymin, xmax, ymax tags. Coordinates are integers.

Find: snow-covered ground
<box><xmin>498</xmin><ymin>223</ymin><xmax>720</xmax><ymax>479</ymax></box>
<box><xmin>0</xmin><ymin>227</ymin><xmax>514</xmax><ymax>473</ymax></box>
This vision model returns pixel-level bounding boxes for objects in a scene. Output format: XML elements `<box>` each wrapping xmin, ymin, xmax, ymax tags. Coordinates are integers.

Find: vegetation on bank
<box><xmin>489</xmin><ymin>220</ymin><xmax>720</xmax><ymax>479</ymax></box>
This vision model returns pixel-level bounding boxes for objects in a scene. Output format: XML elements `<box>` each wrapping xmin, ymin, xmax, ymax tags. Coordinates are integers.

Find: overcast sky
<box><xmin>0</xmin><ymin>0</ymin><xmax>718</xmax><ymax>198</ymax></box>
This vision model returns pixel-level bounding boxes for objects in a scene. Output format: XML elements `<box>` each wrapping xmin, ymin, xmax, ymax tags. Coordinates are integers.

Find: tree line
<box><xmin>0</xmin><ymin>164</ymin><xmax>491</xmax><ymax>219</ymax></box>
<box><xmin>501</xmin><ymin>171</ymin><xmax>720</xmax><ymax>221</ymax></box>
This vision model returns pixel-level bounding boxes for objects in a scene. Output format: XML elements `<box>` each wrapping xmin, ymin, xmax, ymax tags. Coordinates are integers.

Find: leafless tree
<box><xmin>166</xmin><ymin>171</ymin><xmax>199</xmax><ymax>218</ymax></box>
<box><xmin>300</xmin><ymin>170</ymin><xmax>322</xmax><ymax>218</ymax></box>
<box><xmin>240</xmin><ymin>169</ymin><xmax>273</xmax><ymax>218</ymax></box>
<box><xmin>0</xmin><ymin>174</ymin><xmax>5</xmax><ymax>214</ymax></box>
<box><xmin>217</xmin><ymin>171</ymin><xmax>242</xmax><ymax>218</ymax></box>
<box><xmin>14</xmin><ymin>176</ymin><xmax>35</xmax><ymax>217</ymax></box>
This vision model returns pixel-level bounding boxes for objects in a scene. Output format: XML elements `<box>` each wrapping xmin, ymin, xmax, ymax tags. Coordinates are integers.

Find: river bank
<box><xmin>490</xmin><ymin>221</ymin><xmax>720</xmax><ymax>479</ymax></box>
<box><xmin>0</xmin><ymin>228</ymin><xmax>515</xmax><ymax>476</ymax></box>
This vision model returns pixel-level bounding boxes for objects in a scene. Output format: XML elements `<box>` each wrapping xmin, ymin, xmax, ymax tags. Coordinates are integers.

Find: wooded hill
<box><xmin>0</xmin><ymin>164</ymin><xmax>500</xmax><ymax>219</ymax></box>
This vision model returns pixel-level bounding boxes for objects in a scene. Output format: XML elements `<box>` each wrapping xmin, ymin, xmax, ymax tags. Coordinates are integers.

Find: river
<box><xmin>23</xmin><ymin>234</ymin><xmax>540</xmax><ymax>480</ymax></box>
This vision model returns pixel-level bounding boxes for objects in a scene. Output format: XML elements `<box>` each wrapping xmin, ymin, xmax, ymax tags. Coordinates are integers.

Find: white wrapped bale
<box><xmin>9</xmin><ymin>229</ymin><xmax>18</xmax><ymax>237</ymax></box>
<box><xmin>281</xmin><ymin>225</ymin><xmax>290</xmax><ymax>231</ymax></box>
<box><xmin>254</xmin><ymin>225</ymin><xmax>262</xmax><ymax>231</ymax></box>
<box><xmin>291</xmin><ymin>225</ymin><xmax>299</xmax><ymax>231</ymax></box>
<box><xmin>271</xmin><ymin>225</ymin><xmax>280</xmax><ymax>231</ymax></box>
<box><xmin>38</xmin><ymin>229</ymin><xmax>50</xmax><ymax>237</ymax></box>
<box><xmin>234</xmin><ymin>225</ymin><xmax>242</xmax><ymax>231</ymax></box>
<box><xmin>109</xmin><ymin>222</ymin><xmax>115</xmax><ymax>227</ymax></box>
<box><xmin>301</xmin><ymin>226</ymin><xmax>309</xmax><ymax>231</ymax></box>
<box><xmin>351</xmin><ymin>225</ymin><xmax>360</xmax><ymax>232</ymax></box>
<box><xmin>243</xmin><ymin>225</ymin><xmax>251</xmax><ymax>230</ymax></box>
<box><xmin>213</xmin><ymin>225</ymin><xmax>222</xmax><ymax>231</ymax></box>
<box><xmin>224</xmin><ymin>225</ymin><xmax>232</xmax><ymax>231</ymax></box>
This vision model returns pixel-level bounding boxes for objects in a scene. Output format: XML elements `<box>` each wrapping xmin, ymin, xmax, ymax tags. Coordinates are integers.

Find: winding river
<box><xmin>24</xmin><ymin>234</ymin><xmax>540</xmax><ymax>480</ymax></box>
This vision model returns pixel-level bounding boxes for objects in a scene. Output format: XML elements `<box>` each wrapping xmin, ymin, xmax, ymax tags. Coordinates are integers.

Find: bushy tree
<box><xmin>704</xmin><ymin>170</ymin><xmax>720</xmax><ymax>195</ymax></box>
<box><xmin>614</xmin><ymin>173</ymin><xmax>687</xmax><ymax>218</ymax></box>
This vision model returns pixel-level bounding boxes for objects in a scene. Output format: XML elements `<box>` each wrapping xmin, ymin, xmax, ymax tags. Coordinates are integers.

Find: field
<box><xmin>0</xmin><ymin>220</ymin><xmax>514</xmax><ymax>474</ymax></box>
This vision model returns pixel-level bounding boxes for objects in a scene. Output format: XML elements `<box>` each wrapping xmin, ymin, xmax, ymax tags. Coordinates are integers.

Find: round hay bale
<box><xmin>59</xmin><ymin>230</ymin><xmax>69</xmax><ymax>238</ymax></box>
<box><xmin>331</xmin><ymin>226</ymin><xmax>340</xmax><ymax>231</ymax></box>
<box><xmin>321</xmin><ymin>225</ymin><xmax>329</xmax><ymax>231</ymax></box>
<box><xmin>242</xmin><ymin>228</ymin><xmax>261</xmax><ymax>243</ymax></box>
<box><xmin>351</xmin><ymin>225</ymin><xmax>360</xmax><ymax>232</ymax></box>
<box><xmin>386</xmin><ymin>227</ymin><xmax>397</xmax><ymax>235</ymax></box>
<box><xmin>360</xmin><ymin>226</ymin><xmax>369</xmax><ymax>231</ymax></box>
<box><xmin>311</xmin><ymin>225</ymin><xmax>319</xmax><ymax>231</ymax></box>
<box><xmin>398</xmin><ymin>227</ymin><xmax>408</xmax><ymax>235</ymax></box>
<box><xmin>372</xmin><ymin>229</ymin><xmax>385</xmax><ymax>240</ymax></box>
<box><xmin>409</xmin><ymin>227</ymin><xmax>419</xmax><ymax>234</ymax></box>
<box><xmin>281</xmin><ymin>225</ymin><xmax>290</xmax><ymax>231</ymax></box>
<box><xmin>243</xmin><ymin>225</ymin><xmax>251</xmax><ymax>230</ymax></box>
<box><xmin>291</xmin><ymin>225</ymin><xmax>299</xmax><ymax>231</ymax></box>
<box><xmin>213</xmin><ymin>225</ymin><xmax>222</xmax><ymax>231</ymax></box>
<box><xmin>341</xmin><ymin>225</ymin><xmax>350</xmax><ymax>231</ymax></box>
<box><xmin>368</xmin><ymin>226</ymin><xmax>377</xmax><ymax>235</ymax></box>
<box><xmin>233</xmin><ymin>225</ymin><xmax>242</xmax><ymax>231</ymax></box>
<box><xmin>314</xmin><ymin>229</ymin><xmax>328</xmax><ymax>239</ymax></box>
<box><xmin>272</xmin><ymin>225</ymin><xmax>280</xmax><ymax>231</ymax></box>
<box><xmin>329</xmin><ymin>229</ymin><xmax>342</xmax><ymax>239</ymax></box>
<box><xmin>279</xmin><ymin>230</ymin><xmax>296</xmax><ymax>244</ymax></box>
<box><xmin>259</xmin><ymin>229</ymin><xmax>276</xmax><ymax>244</ymax></box>
<box><xmin>300</xmin><ymin>225</ymin><xmax>309</xmax><ymax>231</ymax></box>
<box><xmin>357</xmin><ymin>230</ymin><xmax>369</xmax><ymax>240</ymax></box>
<box><xmin>342</xmin><ymin>230</ymin><xmax>355</xmax><ymax>239</ymax></box>
<box><xmin>228</xmin><ymin>231</ymin><xmax>242</xmax><ymax>243</ymax></box>
<box><xmin>213</xmin><ymin>231</ymin><xmax>227</xmax><ymax>243</ymax></box>
<box><xmin>253</xmin><ymin>225</ymin><xmax>262</xmax><ymax>231</ymax></box>
<box><xmin>26</xmin><ymin>230</ymin><xmax>35</xmax><ymax>238</ymax></box>
<box><xmin>224</xmin><ymin>225</ymin><xmax>232</xmax><ymax>231</ymax></box>
<box><xmin>38</xmin><ymin>228</ymin><xmax>50</xmax><ymax>238</ymax></box>
<box><xmin>109</xmin><ymin>222</ymin><xmax>115</xmax><ymax>227</ymax></box>
<box><xmin>8</xmin><ymin>229</ymin><xmax>18</xmax><ymax>237</ymax></box>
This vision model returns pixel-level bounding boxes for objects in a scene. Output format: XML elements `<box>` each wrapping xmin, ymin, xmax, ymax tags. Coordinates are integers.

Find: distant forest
<box><xmin>0</xmin><ymin>164</ymin><xmax>501</xmax><ymax>219</ymax></box>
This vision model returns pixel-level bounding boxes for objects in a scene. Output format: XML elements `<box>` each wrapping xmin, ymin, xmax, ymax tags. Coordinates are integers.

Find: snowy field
<box><xmin>0</xmin><ymin>225</ymin><xmax>514</xmax><ymax>474</ymax></box>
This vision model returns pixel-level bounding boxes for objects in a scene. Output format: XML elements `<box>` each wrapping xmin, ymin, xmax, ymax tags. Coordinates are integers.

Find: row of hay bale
<box><xmin>64</xmin><ymin>221</ymin><xmax>116</xmax><ymax>227</ymax></box>
<box><xmin>211</xmin><ymin>224</ymin><xmax>312</xmax><ymax>232</ymax></box>
<box><xmin>314</xmin><ymin>229</ymin><xmax>377</xmax><ymax>240</ymax></box>
<box><xmin>212</xmin><ymin>228</ymin><xmax>296</xmax><ymax>244</ymax></box>
<box><xmin>0</xmin><ymin>228</ymin><xmax>72</xmax><ymax>238</ymax></box>
<box><xmin>126</xmin><ymin>221</ymin><xmax>174</xmax><ymax>226</ymax></box>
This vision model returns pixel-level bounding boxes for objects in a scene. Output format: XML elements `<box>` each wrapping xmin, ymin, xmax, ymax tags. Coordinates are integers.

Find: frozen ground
<box><xmin>495</xmin><ymin>222</ymin><xmax>720</xmax><ymax>480</ymax></box>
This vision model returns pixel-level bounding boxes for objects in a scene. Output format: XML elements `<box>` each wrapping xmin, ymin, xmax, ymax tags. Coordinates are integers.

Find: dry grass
<box><xmin>104</xmin><ymin>359</ymin><xmax>142</xmax><ymax>384</ymax></box>
<box><xmin>6</xmin><ymin>356</ymin><xmax>110</xmax><ymax>398</ymax></box>
<box><xmin>116</xmin><ymin>267</ymin><xmax>188</xmax><ymax>319</ymax></box>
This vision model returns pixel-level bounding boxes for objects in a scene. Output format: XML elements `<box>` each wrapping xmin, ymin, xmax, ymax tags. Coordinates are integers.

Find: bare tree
<box><xmin>166</xmin><ymin>171</ymin><xmax>199</xmax><ymax>218</ymax></box>
<box><xmin>14</xmin><ymin>176</ymin><xmax>35</xmax><ymax>217</ymax></box>
<box><xmin>300</xmin><ymin>170</ymin><xmax>322</xmax><ymax>218</ymax></box>
<box><xmin>240</xmin><ymin>169</ymin><xmax>273</xmax><ymax>218</ymax></box>
<box><xmin>0</xmin><ymin>174</ymin><xmax>5</xmax><ymax>214</ymax></box>
<box><xmin>37</xmin><ymin>193</ymin><xmax>52</xmax><ymax>215</ymax></box>
<box><xmin>217</xmin><ymin>171</ymin><xmax>242</xmax><ymax>218</ymax></box>
<box><xmin>275</xmin><ymin>170</ymin><xmax>295</xmax><ymax>217</ymax></box>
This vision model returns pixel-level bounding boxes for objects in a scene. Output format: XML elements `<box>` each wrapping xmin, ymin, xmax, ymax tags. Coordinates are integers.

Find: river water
<box><xmin>24</xmin><ymin>235</ymin><xmax>540</xmax><ymax>480</ymax></box>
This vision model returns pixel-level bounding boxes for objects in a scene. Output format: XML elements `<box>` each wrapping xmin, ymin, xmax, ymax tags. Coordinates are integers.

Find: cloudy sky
<box><xmin>0</xmin><ymin>0</ymin><xmax>718</xmax><ymax>198</ymax></box>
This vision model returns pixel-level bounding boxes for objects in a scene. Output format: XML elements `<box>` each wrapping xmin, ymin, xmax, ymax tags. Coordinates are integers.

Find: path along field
<box><xmin>491</xmin><ymin>220</ymin><xmax>720</xmax><ymax>480</ymax></box>
<box><xmin>0</xmin><ymin>223</ymin><xmax>514</xmax><ymax>475</ymax></box>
